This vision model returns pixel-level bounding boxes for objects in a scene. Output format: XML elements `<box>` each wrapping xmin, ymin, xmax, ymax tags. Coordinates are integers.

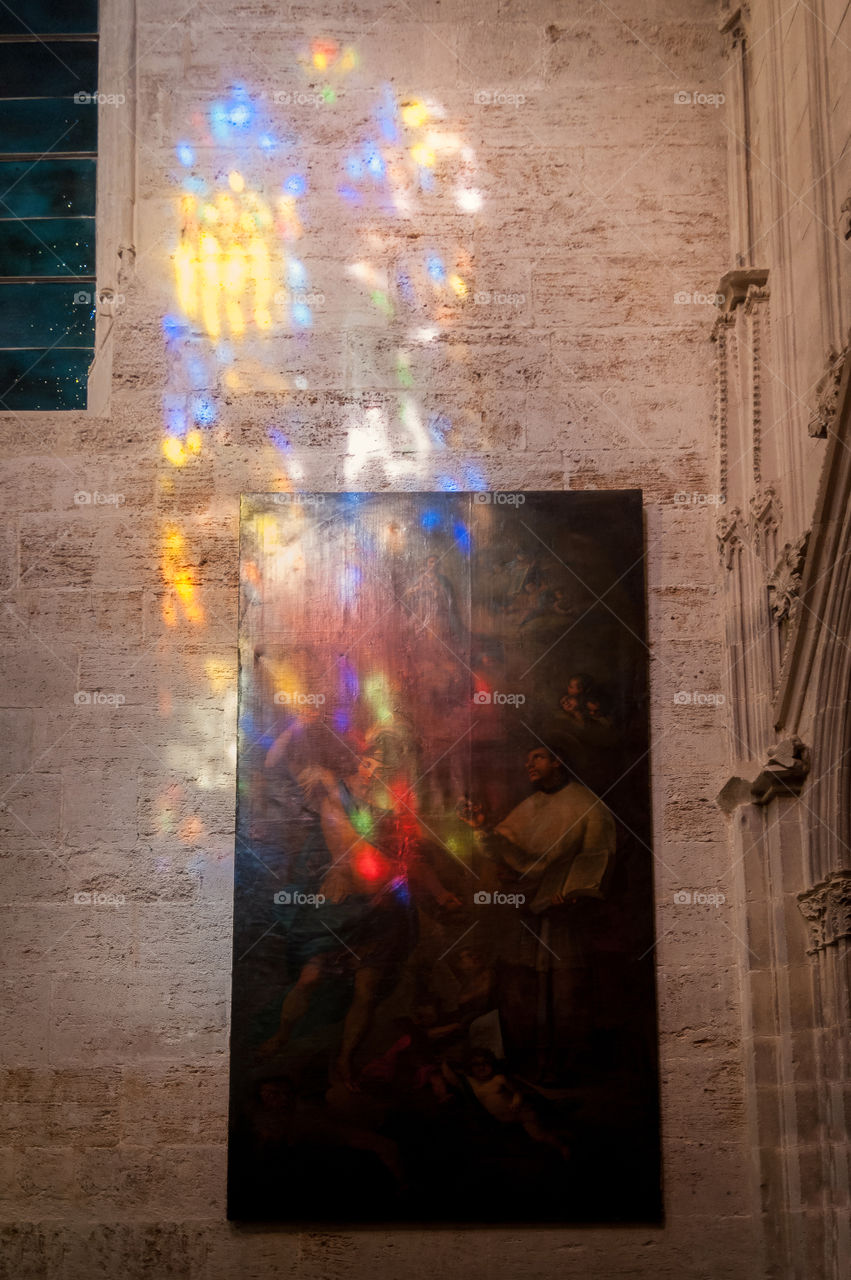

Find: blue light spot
<box><xmin>338</xmin><ymin>656</ymin><xmax>359</xmax><ymax>698</ymax></box>
<box><xmin>192</xmin><ymin>396</ymin><xmax>217</xmax><ymax>426</ymax></box>
<box><xmin>427</xmin><ymin>255</ymin><xmax>445</xmax><ymax>283</ymax></box>
<box><xmin>338</xmin><ymin>184</ymin><xmax>361</xmax><ymax>204</ymax></box>
<box><xmin>162</xmin><ymin>315</ymin><xmax>188</xmax><ymax>342</ymax></box>
<box><xmin>377</xmin><ymin>86</ymin><xmax>399</xmax><ymax>142</ymax></box>
<box><xmin>437</xmin><ymin>475</ymin><xmax>460</xmax><ymax>491</ymax></box>
<box><xmin>284</xmin><ymin>174</ymin><xmax>306</xmax><ymax>196</ymax></box>
<box><xmin>210</xmin><ymin>102</ymin><xmax>230</xmax><ymax>142</ymax></box>
<box><xmin>421</xmin><ymin>508</ymin><xmax>441</xmax><ymax>531</ymax></box>
<box><xmin>364</xmin><ymin>146</ymin><xmax>384</xmax><ymax>178</ymax></box>
<box><xmin>176</xmin><ymin>143</ymin><xmax>195</xmax><ymax>167</ymax></box>
<box><xmin>183</xmin><ymin>176</ymin><xmax>208</xmax><ymax>195</ymax></box>
<box><xmin>346</xmin><ymin>154</ymin><xmax>364</xmax><ymax>179</ymax></box>
<box><xmin>333</xmin><ymin>709</ymin><xmax>352</xmax><ymax>734</ymax></box>
<box><xmin>453</xmin><ymin>520</ymin><xmax>472</xmax><ymax>554</ymax></box>
<box><xmin>292</xmin><ymin>303</ymin><xmax>312</xmax><ymax>327</ymax></box>
<box><xmin>464</xmin><ymin>463</ymin><xmax>486</xmax><ymax>490</ymax></box>
<box><xmin>166</xmin><ymin>404</ymin><xmax>187</xmax><ymax>437</ymax></box>
<box><xmin>228</xmin><ymin>102</ymin><xmax>251</xmax><ymax>128</ymax></box>
<box><xmin>267</xmin><ymin>428</ymin><xmax>292</xmax><ymax>453</ymax></box>
<box><xmin>258</xmin><ymin>133</ymin><xmax>276</xmax><ymax>151</ymax></box>
<box><xmin>287</xmin><ymin>259</ymin><xmax>307</xmax><ymax>288</ymax></box>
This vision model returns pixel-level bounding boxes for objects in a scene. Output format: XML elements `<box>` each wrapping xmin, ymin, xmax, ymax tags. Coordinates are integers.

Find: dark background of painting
<box><xmin>228</xmin><ymin>491</ymin><xmax>660</xmax><ymax>1224</ymax></box>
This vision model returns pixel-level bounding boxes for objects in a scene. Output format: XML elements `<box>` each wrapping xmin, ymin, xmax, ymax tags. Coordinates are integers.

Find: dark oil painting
<box><xmin>228</xmin><ymin>490</ymin><xmax>661</xmax><ymax>1224</ymax></box>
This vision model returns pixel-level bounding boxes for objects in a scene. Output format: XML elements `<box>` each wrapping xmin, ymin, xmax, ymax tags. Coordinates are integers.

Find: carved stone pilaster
<box><xmin>750</xmin><ymin>736</ymin><xmax>810</xmax><ymax>805</ymax></box>
<box><xmin>750</xmin><ymin>486</ymin><xmax>781</xmax><ymax>564</ymax></box>
<box><xmin>797</xmin><ymin>869</ymin><xmax>851</xmax><ymax>953</ymax></box>
<box><xmin>717</xmin><ymin>506</ymin><xmax>746</xmax><ymax>569</ymax></box>
<box><xmin>808</xmin><ymin>343</ymin><xmax>848</xmax><ymax>438</ymax></box>
<box><xmin>767</xmin><ymin>531</ymin><xmax>810</xmax><ymax>623</ymax></box>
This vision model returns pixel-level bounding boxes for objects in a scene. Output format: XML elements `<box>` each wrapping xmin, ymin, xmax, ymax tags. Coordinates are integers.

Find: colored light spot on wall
<box><xmin>402</xmin><ymin>100</ymin><xmax>429</xmax><ymax>128</ymax></box>
<box><xmin>426</xmin><ymin>255</ymin><xmax>445</xmax><ymax>283</ymax></box>
<box><xmin>177</xmin><ymin>143</ymin><xmax>195</xmax><ymax>167</ymax></box>
<box><xmin>228</xmin><ymin>170</ymin><xmax>245</xmax><ymax>193</ymax></box>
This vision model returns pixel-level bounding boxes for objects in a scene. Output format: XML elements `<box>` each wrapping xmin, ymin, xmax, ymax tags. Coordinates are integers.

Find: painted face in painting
<box><xmin>525</xmin><ymin>747</ymin><xmax>566</xmax><ymax>792</ymax></box>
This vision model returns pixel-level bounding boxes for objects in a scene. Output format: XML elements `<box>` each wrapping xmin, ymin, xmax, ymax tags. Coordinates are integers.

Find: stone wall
<box><xmin>0</xmin><ymin>2</ymin><xmax>763</xmax><ymax>1276</ymax></box>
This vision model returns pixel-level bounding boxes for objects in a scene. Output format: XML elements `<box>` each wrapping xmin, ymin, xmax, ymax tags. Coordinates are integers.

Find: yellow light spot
<box><xmin>163</xmin><ymin>436</ymin><xmax>186</xmax><ymax>466</ymax></box>
<box><xmin>410</xmin><ymin>143</ymin><xmax>435</xmax><ymax>168</ymax></box>
<box><xmin>402</xmin><ymin>101</ymin><xmax>428</xmax><ymax>128</ymax></box>
<box><xmin>228</xmin><ymin>170</ymin><xmax>245</xmax><ymax>193</ymax></box>
<box><xmin>449</xmin><ymin>274</ymin><xmax>467</xmax><ymax>296</ymax></box>
<box><xmin>186</xmin><ymin>430</ymin><xmax>202</xmax><ymax>453</ymax></box>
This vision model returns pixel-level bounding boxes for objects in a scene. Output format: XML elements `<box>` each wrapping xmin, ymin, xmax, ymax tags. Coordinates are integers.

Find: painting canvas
<box><xmin>228</xmin><ymin>490</ymin><xmax>661</xmax><ymax>1224</ymax></box>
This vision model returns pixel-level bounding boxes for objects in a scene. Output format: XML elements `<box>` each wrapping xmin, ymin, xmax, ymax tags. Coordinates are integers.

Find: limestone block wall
<box><xmin>0</xmin><ymin>2</ymin><xmax>762</xmax><ymax>1277</ymax></box>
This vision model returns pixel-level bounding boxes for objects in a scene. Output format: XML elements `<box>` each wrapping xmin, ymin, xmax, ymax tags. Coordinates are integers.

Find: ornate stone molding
<box><xmin>808</xmin><ymin>343</ymin><xmax>848</xmax><ymax>438</ymax></box>
<box><xmin>750</xmin><ymin>737</ymin><xmax>810</xmax><ymax>805</ymax></box>
<box><xmin>717</xmin><ymin>507</ymin><xmax>746</xmax><ymax>569</ymax></box>
<box><xmin>717</xmin><ymin>267</ymin><xmax>769</xmax><ymax>315</ymax></box>
<box><xmin>767</xmin><ymin>531</ymin><xmax>810</xmax><ymax>623</ymax></box>
<box><xmin>797</xmin><ymin>869</ymin><xmax>851</xmax><ymax>953</ymax></box>
<box><xmin>750</xmin><ymin>486</ymin><xmax>781</xmax><ymax>557</ymax></box>
<box><xmin>719</xmin><ymin>4</ymin><xmax>749</xmax><ymax>46</ymax></box>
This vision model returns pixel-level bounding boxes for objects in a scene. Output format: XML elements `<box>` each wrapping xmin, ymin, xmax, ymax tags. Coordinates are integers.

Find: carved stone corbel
<box><xmin>767</xmin><ymin>531</ymin><xmax>810</xmax><ymax>623</ymax></box>
<box><xmin>797</xmin><ymin>869</ymin><xmax>851</xmax><ymax>953</ymax></box>
<box><xmin>716</xmin><ymin>738</ymin><xmax>810</xmax><ymax>810</ymax></box>
<box><xmin>808</xmin><ymin>344</ymin><xmax>848</xmax><ymax>438</ymax></box>
<box><xmin>750</xmin><ymin>737</ymin><xmax>810</xmax><ymax>805</ymax></box>
<box><xmin>716</xmin><ymin>267</ymin><xmax>769</xmax><ymax>315</ymax></box>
